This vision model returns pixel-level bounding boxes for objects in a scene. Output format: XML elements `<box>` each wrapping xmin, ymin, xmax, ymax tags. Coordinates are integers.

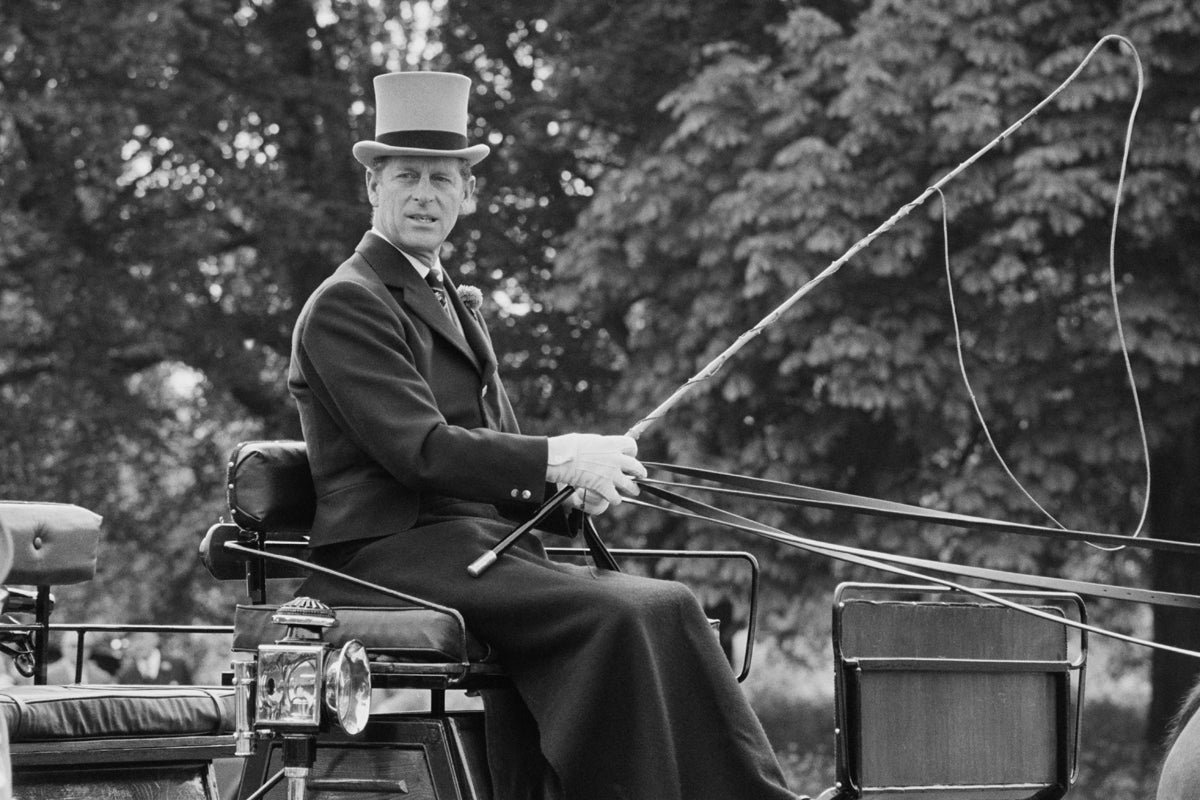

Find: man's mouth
<box><xmin>408</xmin><ymin>214</ymin><xmax>438</xmax><ymax>224</ymax></box>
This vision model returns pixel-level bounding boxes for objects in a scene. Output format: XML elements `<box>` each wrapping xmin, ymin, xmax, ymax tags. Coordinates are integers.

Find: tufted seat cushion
<box><xmin>0</xmin><ymin>501</ymin><xmax>101</xmax><ymax>586</ymax></box>
<box><xmin>232</xmin><ymin>604</ymin><xmax>493</xmax><ymax>663</ymax></box>
<box><xmin>0</xmin><ymin>684</ymin><xmax>235</xmax><ymax>742</ymax></box>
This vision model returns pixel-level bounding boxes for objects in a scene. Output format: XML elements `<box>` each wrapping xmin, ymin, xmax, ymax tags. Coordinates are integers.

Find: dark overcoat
<box><xmin>288</xmin><ymin>232</ymin><xmax>799</xmax><ymax>800</ymax></box>
<box><xmin>289</xmin><ymin>231</ymin><xmax>551</xmax><ymax>548</ymax></box>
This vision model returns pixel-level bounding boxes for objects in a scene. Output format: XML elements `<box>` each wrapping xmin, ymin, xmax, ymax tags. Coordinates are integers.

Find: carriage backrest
<box><xmin>199</xmin><ymin>439</ymin><xmax>763</xmax><ymax>682</ymax></box>
<box><xmin>832</xmin><ymin>583</ymin><xmax>1085</xmax><ymax>800</ymax></box>
<box><xmin>224</xmin><ymin>440</ymin><xmax>315</xmax><ymax>535</ymax></box>
<box><xmin>198</xmin><ymin>441</ymin><xmax>316</xmax><ymax>600</ymax></box>
<box><xmin>0</xmin><ymin>501</ymin><xmax>103</xmax><ymax>683</ymax></box>
<box><xmin>0</xmin><ymin>502</ymin><xmax>101</xmax><ymax>587</ymax></box>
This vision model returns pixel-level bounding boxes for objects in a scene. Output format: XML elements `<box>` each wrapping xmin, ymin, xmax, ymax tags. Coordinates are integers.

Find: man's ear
<box><xmin>460</xmin><ymin>175</ymin><xmax>477</xmax><ymax>215</ymax></box>
<box><xmin>365</xmin><ymin>167</ymin><xmax>379</xmax><ymax>206</ymax></box>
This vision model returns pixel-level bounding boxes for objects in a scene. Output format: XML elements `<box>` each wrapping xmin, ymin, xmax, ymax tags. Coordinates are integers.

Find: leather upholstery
<box><xmin>232</xmin><ymin>604</ymin><xmax>492</xmax><ymax>663</ymax></box>
<box><xmin>198</xmin><ymin>522</ymin><xmax>310</xmax><ymax>581</ymax></box>
<box><xmin>222</xmin><ymin>441</ymin><xmax>496</xmax><ymax>666</ymax></box>
<box><xmin>0</xmin><ymin>684</ymin><xmax>235</xmax><ymax>741</ymax></box>
<box><xmin>0</xmin><ymin>501</ymin><xmax>101</xmax><ymax>586</ymax></box>
<box><xmin>227</xmin><ymin>440</ymin><xmax>316</xmax><ymax>534</ymax></box>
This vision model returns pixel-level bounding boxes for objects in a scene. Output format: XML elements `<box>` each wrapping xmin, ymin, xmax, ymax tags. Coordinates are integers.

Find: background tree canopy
<box><xmin>2</xmin><ymin>0</ymin><xmax>1198</xmax><ymax>771</ymax></box>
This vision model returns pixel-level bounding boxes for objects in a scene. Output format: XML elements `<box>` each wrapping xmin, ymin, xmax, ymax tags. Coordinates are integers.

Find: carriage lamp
<box><xmin>324</xmin><ymin>639</ymin><xmax>371</xmax><ymax>733</ymax></box>
<box><xmin>232</xmin><ymin>659</ymin><xmax>256</xmax><ymax>757</ymax></box>
<box><xmin>250</xmin><ymin>597</ymin><xmax>372</xmax><ymax>735</ymax></box>
<box><xmin>230</xmin><ymin>598</ymin><xmax>373</xmax><ymax>799</ymax></box>
<box><xmin>256</xmin><ymin>641</ymin><xmax>329</xmax><ymax>728</ymax></box>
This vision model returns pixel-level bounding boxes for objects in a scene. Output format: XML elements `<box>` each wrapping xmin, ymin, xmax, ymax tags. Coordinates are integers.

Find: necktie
<box><xmin>426</xmin><ymin>268</ymin><xmax>452</xmax><ymax>317</ymax></box>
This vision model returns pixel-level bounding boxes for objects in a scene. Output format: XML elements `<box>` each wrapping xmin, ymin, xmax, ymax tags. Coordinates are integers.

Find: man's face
<box><xmin>367</xmin><ymin>155</ymin><xmax>474</xmax><ymax>266</ymax></box>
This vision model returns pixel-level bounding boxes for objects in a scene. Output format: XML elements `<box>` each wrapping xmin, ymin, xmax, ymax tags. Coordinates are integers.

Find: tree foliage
<box><xmin>553</xmin><ymin>0</ymin><xmax>1200</xmax><ymax>737</ymax></box>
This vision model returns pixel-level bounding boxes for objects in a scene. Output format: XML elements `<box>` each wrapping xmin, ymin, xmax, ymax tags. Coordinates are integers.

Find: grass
<box><xmin>754</xmin><ymin>689</ymin><xmax>1161</xmax><ymax>799</ymax></box>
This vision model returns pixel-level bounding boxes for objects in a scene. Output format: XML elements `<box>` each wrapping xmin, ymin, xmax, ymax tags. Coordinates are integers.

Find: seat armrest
<box><xmin>199</xmin><ymin>523</ymin><xmax>310</xmax><ymax>581</ymax></box>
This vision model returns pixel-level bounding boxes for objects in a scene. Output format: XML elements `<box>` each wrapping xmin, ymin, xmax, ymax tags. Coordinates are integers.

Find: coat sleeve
<box><xmin>294</xmin><ymin>277</ymin><xmax>549</xmax><ymax>506</ymax></box>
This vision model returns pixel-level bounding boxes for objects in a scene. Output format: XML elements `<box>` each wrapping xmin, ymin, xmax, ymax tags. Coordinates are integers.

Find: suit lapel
<box><xmin>354</xmin><ymin>233</ymin><xmax>483</xmax><ymax>372</ymax></box>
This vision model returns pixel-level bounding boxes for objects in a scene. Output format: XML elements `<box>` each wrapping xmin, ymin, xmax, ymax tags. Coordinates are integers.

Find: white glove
<box><xmin>546</xmin><ymin>433</ymin><xmax>646</xmax><ymax>507</ymax></box>
<box><xmin>563</xmin><ymin>486</ymin><xmax>611</xmax><ymax>516</ymax></box>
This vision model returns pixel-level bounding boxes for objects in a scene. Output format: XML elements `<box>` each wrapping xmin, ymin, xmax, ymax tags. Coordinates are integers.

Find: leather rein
<box><xmin>622</xmin><ymin>461</ymin><xmax>1200</xmax><ymax>659</ymax></box>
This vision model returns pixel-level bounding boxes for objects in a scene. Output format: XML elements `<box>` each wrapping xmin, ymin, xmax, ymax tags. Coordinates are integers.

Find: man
<box><xmin>115</xmin><ymin>632</ymin><xmax>192</xmax><ymax>686</ymax></box>
<box><xmin>289</xmin><ymin>70</ymin><xmax>802</xmax><ymax>800</ymax></box>
<box><xmin>46</xmin><ymin>633</ymin><xmax>116</xmax><ymax>685</ymax></box>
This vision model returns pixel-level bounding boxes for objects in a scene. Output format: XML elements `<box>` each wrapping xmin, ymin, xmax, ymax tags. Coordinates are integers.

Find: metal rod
<box><xmin>241</xmin><ymin>768</ymin><xmax>286</xmax><ymax>800</ymax></box>
<box><xmin>630</xmin><ymin>489</ymin><xmax>1200</xmax><ymax>659</ymax></box>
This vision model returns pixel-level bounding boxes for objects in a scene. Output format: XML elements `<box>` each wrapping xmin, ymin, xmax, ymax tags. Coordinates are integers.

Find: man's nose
<box><xmin>413</xmin><ymin>174</ymin><xmax>435</xmax><ymax>202</ymax></box>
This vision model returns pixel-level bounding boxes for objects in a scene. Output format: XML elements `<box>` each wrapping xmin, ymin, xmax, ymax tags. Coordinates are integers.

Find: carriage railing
<box><xmin>0</xmin><ymin>620</ymin><xmax>233</xmax><ymax>685</ymax></box>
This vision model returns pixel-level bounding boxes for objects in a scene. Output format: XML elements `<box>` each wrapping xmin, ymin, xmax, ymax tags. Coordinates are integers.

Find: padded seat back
<box><xmin>226</xmin><ymin>440</ymin><xmax>315</xmax><ymax>535</ymax></box>
<box><xmin>205</xmin><ymin>441</ymin><xmax>318</xmax><ymax>599</ymax></box>
<box><xmin>199</xmin><ymin>522</ymin><xmax>309</xmax><ymax>581</ymax></box>
<box><xmin>212</xmin><ymin>442</ymin><xmax>490</xmax><ymax>682</ymax></box>
<box><xmin>0</xmin><ymin>502</ymin><xmax>101</xmax><ymax>586</ymax></box>
<box><xmin>0</xmin><ymin>502</ymin><xmax>103</xmax><ymax>685</ymax></box>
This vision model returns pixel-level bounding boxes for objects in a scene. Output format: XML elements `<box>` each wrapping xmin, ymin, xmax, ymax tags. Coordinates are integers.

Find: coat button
<box><xmin>520</xmin><ymin>489</ymin><xmax>532</xmax><ymax>500</ymax></box>
<box><xmin>510</xmin><ymin>489</ymin><xmax>519</xmax><ymax>498</ymax></box>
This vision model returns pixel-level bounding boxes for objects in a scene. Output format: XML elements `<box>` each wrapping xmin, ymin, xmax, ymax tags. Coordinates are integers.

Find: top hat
<box><xmin>352</xmin><ymin>71</ymin><xmax>490</xmax><ymax>167</ymax></box>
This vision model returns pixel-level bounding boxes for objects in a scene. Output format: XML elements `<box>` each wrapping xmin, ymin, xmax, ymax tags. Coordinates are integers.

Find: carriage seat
<box><xmin>0</xmin><ymin>684</ymin><xmax>236</xmax><ymax>742</ymax></box>
<box><xmin>230</xmin><ymin>600</ymin><xmax>491</xmax><ymax>663</ymax></box>
<box><xmin>201</xmin><ymin>440</ymin><xmax>499</xmax><ymax>686</ymax></box>
<box><xmin>0</xmin><ymin>501</ymin><xmax>104</xmax><ymax>685</ymax></box>
<box><xmin>0</xmin><ymin>501</ymin><xmax>102</xmax><ymax>587</ymax></box>
<box><xmin>0</xmin><ymin>502</ymin><xmax>236</xmax><ymax>744</ymax></box>
<box><xmin>0</xmin><ymin>501</ymin><xmax>104</xmax><ymax>681</ymax></box>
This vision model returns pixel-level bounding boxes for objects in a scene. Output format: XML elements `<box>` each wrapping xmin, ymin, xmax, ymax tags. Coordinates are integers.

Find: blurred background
<box><xmin>2</xmin><ymin>1</ymin><xmax>1199</xmax><ymax>796</ymax></box>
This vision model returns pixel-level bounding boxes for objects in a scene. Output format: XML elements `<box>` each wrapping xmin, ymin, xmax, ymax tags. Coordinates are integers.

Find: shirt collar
<box><xmin>368</xmin><ymin>228</ymin><xmax>442</xmax><ymax>280</ymax></box>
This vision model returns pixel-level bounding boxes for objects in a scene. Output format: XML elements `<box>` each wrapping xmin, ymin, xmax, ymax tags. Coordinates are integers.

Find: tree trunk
<box><xmin>1149</xmin><ymin>415</ymin><xmax>1200</xmax><ymax>756</ymax></box>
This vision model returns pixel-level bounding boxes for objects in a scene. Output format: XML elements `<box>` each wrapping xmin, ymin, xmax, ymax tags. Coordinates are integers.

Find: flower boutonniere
<box><xmin>457</xmin><ymin>285</ymin><xmax>483</xmax><ymax>313</ymax></box>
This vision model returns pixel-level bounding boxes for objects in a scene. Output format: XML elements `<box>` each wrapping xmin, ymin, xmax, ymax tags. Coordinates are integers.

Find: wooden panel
<box><xmin>854</xmin><ymin>671</ymin><xmax>1059</xmax><ymax>788</ymax></box>
<box><xmin>10</xmin><ymin>736</ymin><xmax>234</xmax><ymax>767</ymax></box>
<box><xmin>834</xmin><ymin>594</ymin><xmax>1078</xmax><ymax>800</ymax></box>
<box><xmin>258</xmin><ymin>744</ymin><xmax>436</xmax><ymax>800</ymax></box>
<box><xmin>840</xmin><ymin>602</ymin><xmax>1067</xmax><ymax>661</ymax></box>
<box><xmin>447</xmin><ymin>713</ymin><xmax>492</xmax><ymax>800</ymax></box>
<box><xmin>253</xmin><ymin>718</ymin><xmax>462</xmax><ymax>800</ymax></box>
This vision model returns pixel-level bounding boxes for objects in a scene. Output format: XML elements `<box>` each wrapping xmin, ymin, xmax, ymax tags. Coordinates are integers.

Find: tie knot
<box><xmin>425</xmin><ymin>268</ymin><xmax>452</xmax><ymax>317</ymax></box>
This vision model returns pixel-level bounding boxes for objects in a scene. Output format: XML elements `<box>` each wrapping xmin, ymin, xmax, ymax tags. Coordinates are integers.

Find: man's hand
<box><xmin>563</xmin><ymin>487</ymin><xmax>611</xmax><ymax>516</ymax></box>
<box><xmin>546</xmin><ymin>433</ymin><xmax>646</xmax><ymax>508</ymax></box>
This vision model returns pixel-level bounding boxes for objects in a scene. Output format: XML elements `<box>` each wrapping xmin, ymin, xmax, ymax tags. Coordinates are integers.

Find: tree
<box><xmin>0</xmin><ymin>0</ymin><xmax>789</xmax><ymax>618</ymax></box>
<box><xmin>553</xmin><ymin>0</ymin><xmax>1200</xmax><ymax>745</ymax></box>
<box><xmin>0</xmin><ymin>0</ymin><xmax>391</xmax><ymax>621</ymax></box>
